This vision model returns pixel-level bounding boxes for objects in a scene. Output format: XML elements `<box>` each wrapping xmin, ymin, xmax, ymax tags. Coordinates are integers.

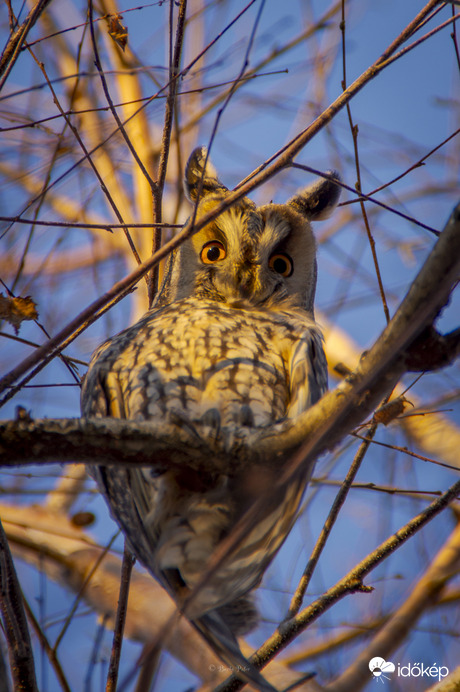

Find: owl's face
<box><xmin>157</xmin><ymin>147</ymin><xmax>340</xmax><ymax>313</ymax></box>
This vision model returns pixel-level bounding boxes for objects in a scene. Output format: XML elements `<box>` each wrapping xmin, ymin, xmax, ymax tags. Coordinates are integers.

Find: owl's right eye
<box><xmin>200</xmin><ymin>240</ymin><xmax>227</xmax><ymax>264</ymax></box>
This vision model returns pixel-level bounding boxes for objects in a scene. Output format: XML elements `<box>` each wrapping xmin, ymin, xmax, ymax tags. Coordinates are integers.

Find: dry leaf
<box><xmin>0</xmin><ymin>293</ymin><xmax>38</xmax><ymax>333</ymax></box>
<box><xmin>373</xmin><ymin>396</ymin><xmax>413</xmax><ymax>426</ymax></box>
<box><xmin>107</xmin><ymin>13</ymin><xmax>128</xmax><ymax>51</ymax></box>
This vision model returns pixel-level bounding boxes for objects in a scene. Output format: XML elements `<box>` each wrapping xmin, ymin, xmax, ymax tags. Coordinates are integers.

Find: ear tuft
<box><xmin>184</xmin><ymin>147</ymin><xmax>226</xmax><ymax>202</ymax></box>
<box><xmin>288</xmin><ymin>171</ymin><xmax>341</xmax><ymax>221</ymax></box>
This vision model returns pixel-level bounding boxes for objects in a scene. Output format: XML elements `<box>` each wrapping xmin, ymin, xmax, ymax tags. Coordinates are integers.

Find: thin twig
<box><xmin>327</xmin><ymin>518</ymin><xmax>460</xmax><ymax>692</ymax></box>
<box><xmin>0</xmin><ymin>517</ymin><xmax>38</xmax><ymax>692</ymax></box>
<box><xmin>215</xmin><ymin>476</ymin><xmax>460</xmax><ymax>692</ymax></box>
<box><xmin>106</xmin><ymin>543</ymin><xmax>135</xmax><ymax>692</ymax></box>
<box><xmin>0</xmin><ymin>0</ymin><xmax>54</xmax><ymax>91</ymax></box>
<box><xmin>286</xmin><ymin>422</ymin><xmax>379</xmax><ymax>618</ymax></box>
<box><xmin>85</xmin><ymin>616</ymin><xmax>109</xmax><ymax>692</ymax></box>
<box><xmin>0</xmin><ymin>279</ymin><xmax>81</xmax><ymax>384</ymax></box>
<box><xmin>53</xmin><ymin>532</ymin><xmax>119</xmax><ymax>652</ymax></box>
<box><xmin>148</xmin><ymin>0</ymin><xmax>188</xmax><ymax>306</ymax></box>
<box><xmin>452</xmin><ymin>2</ymin><xmax>460</xmax><ymax>72</ymax></box>
<box><xmin>22</xmin><ymin>596</ymin><xmax>71</xmax><ymax>692</ymax></box>
<box><xmin>0</xmin><ymin>283</ymin><xmax>134</xmax><ymax>409</ymax></box>
<box><xmin>0</xmin><ymin>217</ymin><xmax>180</xmax><ymax>229</ymax></box>
<box><xmin>311</xmin><ymin>477</ymin><xmax>443</xmax><ymax>498</ymax></box>
<box><xmin>351</xmin><ymin>431</ymin><xmax>459</xmax><ymax>471</ymax></box>
<box><xmin>341</xmin><ymin>0</ymin><xmax>390</xmax><ymax>323</ymax></box>
<box><xmin>291</xmin><ymin>163</ymin><xmax>440</xmax><ymax>237</ymax></box>
<box><xmin>340</xmin><ymin>127</ymin><xmax>460</xmax><ymax>203</ymax></box>
<box><xmin>377</xmin><ymin>9</ymin><xmax>460</xmax><ymax>72</ymax></box>
<box><xmin>30</xmin><ymin>51</ymin><xmax>144</xmax><ymax>272</ymax></box>
<box><xmin>88</xmin><ymin>0</ymin><xmax>157</xmax><ymax>196</ymax></box>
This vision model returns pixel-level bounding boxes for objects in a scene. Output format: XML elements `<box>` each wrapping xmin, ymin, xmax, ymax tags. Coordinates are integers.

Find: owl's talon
<box><xmin>167</xmin><ymin>409</ymin><xmax>202</xmax><ymax>441</ymax></box>
<box><xmin>199</xmin><ymin>408</ymin><xmax>221</xmax><ymax>441</ymax></box>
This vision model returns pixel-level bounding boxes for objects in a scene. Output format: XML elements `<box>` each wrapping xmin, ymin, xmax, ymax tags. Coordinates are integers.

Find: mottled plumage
<box><xmin>81</xmin><ymin>147</ymin><xmax>340</xmax><ymax>690</ymax></box>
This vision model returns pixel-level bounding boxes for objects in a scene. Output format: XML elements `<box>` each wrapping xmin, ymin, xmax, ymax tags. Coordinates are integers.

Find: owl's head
<box><xmin>157</xmin><ymin>147</ymin><xmax>341</xmax><ymax>314</ymax></box>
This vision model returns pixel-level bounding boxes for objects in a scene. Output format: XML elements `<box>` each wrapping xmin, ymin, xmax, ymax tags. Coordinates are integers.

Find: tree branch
<box><xmin>0</xmin><ymin>0</ymin><xmax>54</xmax><ymax>91</ymax></box>
<box><xmin>214</xmin><ymin>477</ymin><xmax>460</xmax><ymax>692</ymax></box>
<box><xmin>326</xmin><ymin>515</ymin><xmax>460</xmax><ymax>692</ymax></box>
<box><xmin>0</xmin><ymin>518</ymin><xmax>38</xmax><ymax>692</ymax></box>
<box><xmin>1</xmin><ymin>503</ymin><xmax>317</xmax><ymax>692</ymax></box>
<box><xmin>1</xmin><ymin>202</ymin><xmax>458</xmax><ymax>473</ymax></box>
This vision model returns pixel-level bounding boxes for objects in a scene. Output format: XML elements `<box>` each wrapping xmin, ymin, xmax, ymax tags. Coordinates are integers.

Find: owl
<box><xmin>81</xmin><ymin>148</ymin><xmax>340</xmax><ymax>691</ymax></box>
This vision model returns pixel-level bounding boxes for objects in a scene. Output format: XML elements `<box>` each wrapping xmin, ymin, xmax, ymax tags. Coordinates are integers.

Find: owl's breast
<box><xmin>109</xmin><ymin>300</ymin><xmax>300</xmax><ymax>428</ymax></box>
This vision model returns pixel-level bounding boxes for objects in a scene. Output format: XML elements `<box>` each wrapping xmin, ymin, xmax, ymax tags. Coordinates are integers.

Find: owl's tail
<box><xmin>194</xmin><ymin>610</ymin><xmax>278</xmax><ymax>692</ymax></box>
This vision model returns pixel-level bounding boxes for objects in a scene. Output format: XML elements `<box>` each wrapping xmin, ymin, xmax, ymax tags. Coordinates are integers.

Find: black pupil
<box><xmin>207</xmin><ymin>245</ymin><xmax>221</xmax><ymax>261</ymax></box>
<box><xmin>273</xmin><ymin>256</ymin><xmax>288</xmax><ymax>274</ymax></box>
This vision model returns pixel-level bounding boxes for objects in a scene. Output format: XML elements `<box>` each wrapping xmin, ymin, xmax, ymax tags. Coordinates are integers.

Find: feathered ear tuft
<box><xmin>184</xmin><ymin>146</ymin><xmax>227</xmax><ymax>202</ymax></box>
<box><xmin>288</xmin><ymin>171</ymin><xmax>341</xmax><ymax>221</ymax></box>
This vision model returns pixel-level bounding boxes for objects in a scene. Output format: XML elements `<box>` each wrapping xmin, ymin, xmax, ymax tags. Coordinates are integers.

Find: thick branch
<box><xmin>405</xmin><ymin>326</ymin><xmax>460</xmax><ymax>372</ymax></box>
<box><xmin>0</xmin><ymin>417</ymin><xmax>212</xmax><ymax>470</ymax></box>
<box><xmin>1</xmin><ymin>202</ymin><xmax>459</xmax><ymax>472</ymax></box>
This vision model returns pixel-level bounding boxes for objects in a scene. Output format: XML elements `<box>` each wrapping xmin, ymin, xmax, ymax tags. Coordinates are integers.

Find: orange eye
<box><xmin>200</xmin><ymin>240</ymin><xmax>226</xmax><ymax>264</ymax></box>
<box><xmin>269</xmin><ymin>253</ymin><xmax>293</xmax><ymax>277</ymax></box>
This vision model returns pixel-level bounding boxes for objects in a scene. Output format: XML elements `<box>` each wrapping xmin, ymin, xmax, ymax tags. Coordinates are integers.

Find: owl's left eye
<box><xmin>269</xmin><ymin>253</ymin><xmax>293</xmax><ymax>277</ymax></box>
<box><xmin>200</xmin><ymin>240</ymin><xmax>227</xmax><ymax>264</ymax></box>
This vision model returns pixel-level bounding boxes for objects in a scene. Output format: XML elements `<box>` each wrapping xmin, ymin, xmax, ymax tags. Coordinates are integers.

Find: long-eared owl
<box><xmin>81</xmin><ymin>148</ymin><xmax>340</xmax><ymax>690</ymax></box>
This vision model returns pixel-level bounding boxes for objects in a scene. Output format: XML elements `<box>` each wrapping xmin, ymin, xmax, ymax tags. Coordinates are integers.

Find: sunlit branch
<box><xmin>215</xmin><ymin>476</ymin><xmax>460</xmax><ymax>692</ymax></box>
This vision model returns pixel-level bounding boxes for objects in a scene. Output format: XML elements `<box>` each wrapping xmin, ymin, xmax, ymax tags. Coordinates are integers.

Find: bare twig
<box><xmin>286</xmin><ymin>423</ymin><xmax>379</xmax><ymax>618</ymax></box>
<box><xmin>326</xmin><ymin>517</ymin><xmax>460</xmax><ymax>692</ymax></box>
<box><xmin>30</xmin><ymin>51</ymin><xmax>144</xmax><ymax>271</ymax></box>
<box><xmin>340</xmin><ymin>0</ymin><xmax>390</xmax><ymax>323</ymax></box>
<box><xmin>0</xmin><ymin>518</ymin><xmax>38</xmax><ymax>692</ymax></box>
<box><xmin>106</xmin><ymin>542</ymin><xmax>135</xmax><ymax>692</ymax></box>
<box><xmin>351</xmin><ymin>431</ymin><xmax>460</xmax><ymax>472</ymax></box>
<box><xmin>148</xmin><ymin>0</ymin><xmax>188</xmax><ymax>306</ymax></box>
<box><xmin>88</xmin><ymin>0</ymin><xmax>157</xmax><ymax>196</ymax></box>
<box><xmin>215</xmin><ymin>477</ymin><xmax>460</xmax><ymax>692</ymax></box>
<box><xmin>340</xmin><ymin>127</ymin><xmax>460</xmax><ymax>203</ymax></box>
<box><xmin>0</xmin><ymin>283</ymin><xmax>134</xmax><ymax>409</ymax></box>
<box><xmin>293</xmin><ymin>164</ymin><xmax>440</xmax><ymax>236</ymax></box>
<box><xmin>22</xmin><ymin>597</ymin><xmax>71</xmax><ymax>692</ymax></box>
<box><xmin>452</xmin><ymin>2</ymin><xmax>460</xmax><ymax>73</ymax></box>
<box><xmin>53</xmin><ymin>532</ymin><xmax>119</xmax><ymax>653</ymax></box>
<box><xmin>0</xmin><ymin>0</ymin><xmax>54</xmax><ymax>91</ymax></box>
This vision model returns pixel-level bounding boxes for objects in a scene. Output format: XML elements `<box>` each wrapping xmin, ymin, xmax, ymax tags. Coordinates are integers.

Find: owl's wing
<box><xmin>82</xmin><ymin>357</ymin><xmax>279</xmax><ymax>692</ymax></box>
<box><xmin>82</xmin><ymin>357</ymin><xmax>160</xmax><ymax>568</ymax></box>
<box><xmin>286</xmin><ymin>328</ymin><xmax>328</xmax><ymax>418</ymax></box>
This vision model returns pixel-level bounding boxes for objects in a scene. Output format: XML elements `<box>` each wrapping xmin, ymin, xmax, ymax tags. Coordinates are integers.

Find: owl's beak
<box><xmin>235</xmin><ymin>263</ymin><xmax>257</xmax><ymax>298</ymax></box>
